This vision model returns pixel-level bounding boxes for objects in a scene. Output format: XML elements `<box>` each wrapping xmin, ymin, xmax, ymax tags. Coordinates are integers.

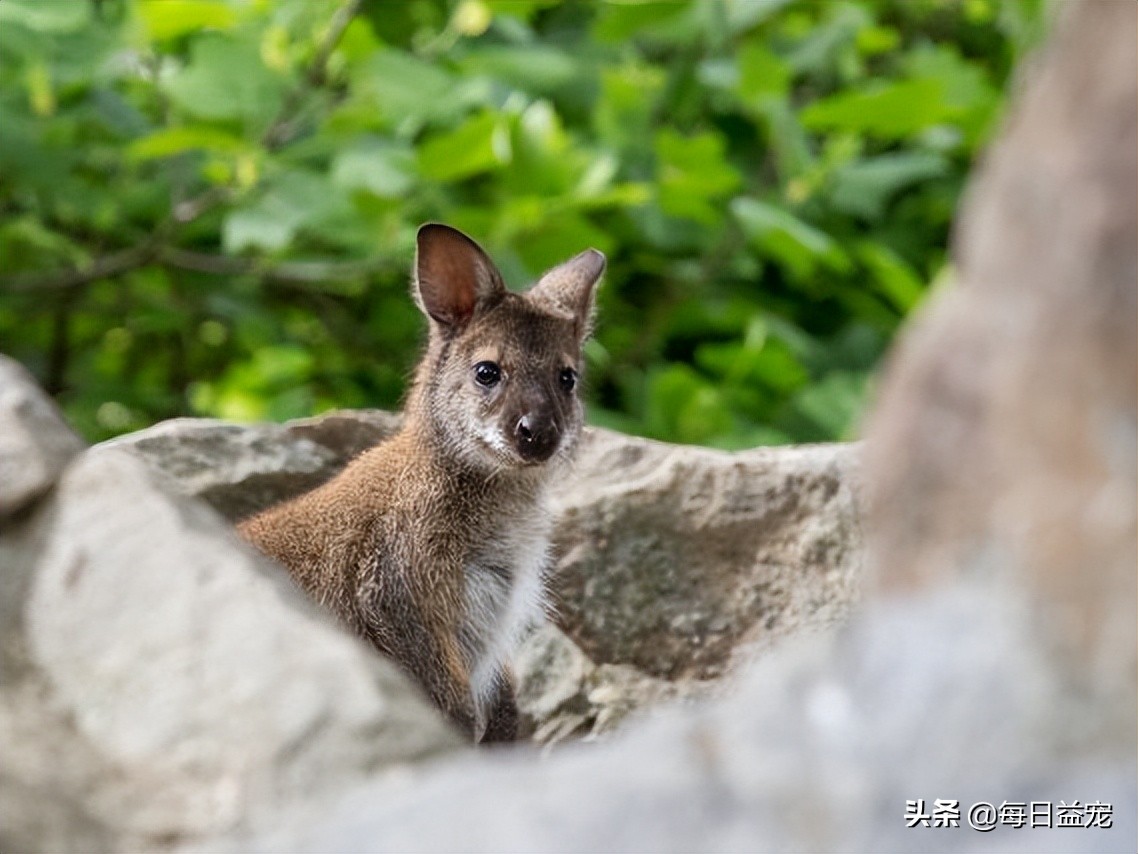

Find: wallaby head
<box><xmin>410</xmin><ymin>223</ymin><xmax>605</xmax><ymax>471</ymax></box>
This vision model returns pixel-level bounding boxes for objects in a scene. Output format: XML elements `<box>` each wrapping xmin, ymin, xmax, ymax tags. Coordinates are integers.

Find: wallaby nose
<box><xmin>514</xmin><ymin>414</ymin><xmax>557</xmax><ymax>463</ymax></box>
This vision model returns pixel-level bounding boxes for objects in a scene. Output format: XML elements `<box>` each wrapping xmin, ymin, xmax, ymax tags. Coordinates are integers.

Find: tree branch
<box><xmin>160</xmin><ymin>247</ymin><xmax>396</xmax><ymax>285</ymax></box>
<box><xmin>1</xmin><ymin>244</ymin><xmax>159</xmax><ymax>293</ymax></box>
<box><xmin>0</xmin><ymin>245</ymin><xmax>397</xmax><ymax>295</ymax></box>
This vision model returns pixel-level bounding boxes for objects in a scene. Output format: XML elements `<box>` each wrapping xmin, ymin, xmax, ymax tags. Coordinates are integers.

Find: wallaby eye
<box><xmin>474</xmin><ymin>361</ymin><xmax>501</xmax><ymax>388</ymax></box>
<box><xmin>559</xmin><ymin>367</ymin><xmax>577</xmax><ymax>392</ymax></box>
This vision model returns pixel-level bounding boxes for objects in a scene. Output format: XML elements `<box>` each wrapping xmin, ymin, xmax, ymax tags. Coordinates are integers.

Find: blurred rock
<box><xmin>0</xmin><ymin>446</ymin><xmax>461</xmax><ymax>853</ymax></box>
<box><xmin>235</xmin><ymin>585</ymin><xmax>1134</xmax><ymax>854</ymax></box>
<box><xmin>863</xmin><ymin>0</ymin><xmax>1137</xmax><ymax>748</ymax></box>
<box><xmin>0</xmin><ymin>354</ymin><xmax>85</xmax><ymax>518</ymax></box>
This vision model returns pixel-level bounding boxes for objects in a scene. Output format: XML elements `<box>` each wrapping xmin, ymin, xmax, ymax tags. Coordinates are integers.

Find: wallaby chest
<box><xmin>459</xmin><ymin>505</ymin><xmax>551</xmax><ymax>695</ymax></box>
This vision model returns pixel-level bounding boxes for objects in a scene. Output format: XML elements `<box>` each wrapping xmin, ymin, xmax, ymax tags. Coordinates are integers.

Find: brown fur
<box><xmin>239</xmin><ymin>224</ymin><xmax>604</xmax><ymax>742</ymax></box>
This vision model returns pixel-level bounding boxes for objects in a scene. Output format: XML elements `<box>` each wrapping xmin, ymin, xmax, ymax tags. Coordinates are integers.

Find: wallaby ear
<box><xmin>414</xmin><ymin>223</ymin><xmax>505</xmax><ymax>328</ymax></box>
<box><xmin>529</xmin><ymin>248</ymin><xmax>606</xmax><ymax>341</ymax></box>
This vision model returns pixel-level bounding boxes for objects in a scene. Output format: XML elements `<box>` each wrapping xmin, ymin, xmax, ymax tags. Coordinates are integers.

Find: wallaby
<box><xmin>238</xmin><ymin>224</ymin><xmax>604</xmax><ymax>743</ymax></box>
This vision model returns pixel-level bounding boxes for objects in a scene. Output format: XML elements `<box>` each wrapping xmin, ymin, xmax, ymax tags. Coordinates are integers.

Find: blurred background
<box><xmin>0</xmin><ymin>0</ymin><xmax>1049</xmax><ymax>446</ymax></box>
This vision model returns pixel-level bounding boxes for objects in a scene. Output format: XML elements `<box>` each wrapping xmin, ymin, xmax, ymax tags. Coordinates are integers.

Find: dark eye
<box><xmin>474</xmin><ymin>361</ymin><xmax>501</xmax><ymax>387</ymax></box>
<box><xmin>559</xmin><ymin>367</ymin><xmax>577</xmax><ymax>392</ymax></box>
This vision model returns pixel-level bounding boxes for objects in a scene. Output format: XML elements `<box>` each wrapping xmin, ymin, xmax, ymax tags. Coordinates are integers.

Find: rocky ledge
<box><xmin>102</xmin><ymin>406</ymin><xmax>863</xmax><ymax>742</ymax></box>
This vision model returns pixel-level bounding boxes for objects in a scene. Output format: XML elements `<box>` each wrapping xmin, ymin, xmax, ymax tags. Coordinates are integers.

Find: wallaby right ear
<box><xmin>414</xmin><ymin>224</ymin><xmax>505</xmax><ymax>329</ymax></box>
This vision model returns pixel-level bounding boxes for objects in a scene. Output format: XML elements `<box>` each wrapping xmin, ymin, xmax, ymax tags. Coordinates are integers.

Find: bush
<box><xmin>0</xmin><ymin>0</ymin><xmax>1047</xmax><ymax>445</ymax></box>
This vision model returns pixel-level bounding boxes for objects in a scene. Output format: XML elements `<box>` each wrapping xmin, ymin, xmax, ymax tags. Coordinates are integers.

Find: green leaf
<box><xmin>163</xmin><ymin>35</ymin><xmax>286</xmax><ymax>127</ymax></box>
<box><xmin>829</xmin><ymin>151</ymin><xmax>948</xmax><ymax>220</ymax></box>
<box><xmin>360</xmin><ymin>49</ymin><xmax>457</xmax><ymax>127</ymax></box>
<box><xmin>223</xmin><ymin>208</ymin><xmax>294</xmax><ymax>254</ymax></box>
<box><xmin>801</xmin><ymin>78</ymin><xmax>950</xmax><ymax>138</ymax></box>
<box><xmin>790</xmin><ymin>370</ymin><xmax>870</xmax><ymax>440</ymax></box>
<box><xmin>459</xmin><ymin>45</ymin><xmax>578</xmax><ymax>95</ymax></box>
<box><xmin>139</xmin><ymin>0</ymin><xmax>238</xmax><ymax>42</ymax></box>
<box><xmin>594</xmin><ymin>62</ymin><xmax>666</xmax><ymax>152</ymax></box>
<box><xmin>736</xmin><ymin>43</ymin><xmax>791</xmax><ymax>107</ymax></box>
<box><xmin>223</xmin><ymin>171</ymin><xmax>352</xmax><ymax>253</ymax></box>
<box><xmin>645</xmin><ymin>364</ymin><xmax>733</xmax><ymax>446</ymax></box>
<box><xmin>418</xmin><ymin>112</ymin><xmax>511</xmax><ymax>183</ymax></box>
<box><xmin>592</xmin><ymin>2</ymin><xmax>693</xmax><ymax>46</ymax></box>
<box><xmin>732</xmin><ymin>197</ymin><xmax>849</xmax><ymax>280</ymax></box>
<box><xmin>332</xmin><ymin>138</ymin><xmax>416</xmax><ymax>198</ymax></box>
<box><xmin>512</xmin><ymin>213</ymin><xmax>613</xmax><ymax>279</ymax></box>
<box><xmin>128</xmin><ymin>126</ymin><xmax>248</xmax><ymax>160</ymax></box>
<box><xmin>0</xmin><ymin>0</ymin><xmax>89</xmax><ymax>33</ymax></box>
<box><xmin>856</xmin><ymin>242</ymin><xmax>925</xmax><ymax>313</ymax></box>
<box><xmin>655</xmin><ymin>129</ymin><xmax>741</xmax><ymax>226</ymax></box>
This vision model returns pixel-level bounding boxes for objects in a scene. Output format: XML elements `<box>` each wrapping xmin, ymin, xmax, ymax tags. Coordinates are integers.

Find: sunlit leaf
<box><xmin>418</xmin><ymin>112</ymin><xmax>510</xmax><ymax>182</ymax></box>
<box><xmin>801</xmin><ymin>78</ymin><xmax>950</xmax><ymax>138</ymax></box>
<box><xmin>128</xmin><ymin>126</ymin><xmax>249</xmax><ymax>160</ymax></box>
<box><xmin>139</xmin><ymin>0</ymin><xmax>238</xmax><ymax>42</ymax></box>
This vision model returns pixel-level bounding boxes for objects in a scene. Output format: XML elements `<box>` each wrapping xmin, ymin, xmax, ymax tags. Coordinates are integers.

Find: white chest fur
<box><xmin>459</xmin><ymin>508</ymin><xmax>552</xmax><ymax>724</ymax></box>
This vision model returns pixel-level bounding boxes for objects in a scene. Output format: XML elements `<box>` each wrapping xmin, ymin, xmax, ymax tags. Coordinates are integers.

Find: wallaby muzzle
<box><xmin>513</xmin><ymin>411</ymin><xmax>558</xmax><ymax>463</ymax></box>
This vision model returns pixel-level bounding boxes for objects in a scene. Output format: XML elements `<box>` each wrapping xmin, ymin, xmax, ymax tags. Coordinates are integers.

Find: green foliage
<box><xmin>0</xmin><ymin>0</ymin><xmax>1047</xmax><ymax>445</ymax></box>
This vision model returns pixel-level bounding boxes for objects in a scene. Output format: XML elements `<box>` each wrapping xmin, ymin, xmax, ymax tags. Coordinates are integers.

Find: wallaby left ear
<box><xmin>414</xmin><ymin>223</ymin><xmax>506</xmax><ymax>329</ymax></box>
<box><xmin>529</xmin><ymin>248</ymin><xmax>606</xmax><ymax>341</ymax></box>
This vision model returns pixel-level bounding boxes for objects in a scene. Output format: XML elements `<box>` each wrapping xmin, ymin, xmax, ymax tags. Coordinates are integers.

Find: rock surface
<box><xmin>0</xmin><ymin>366</ymin><xmax>460</xmax><ymax>853</ymax></box>
<box><xmin>514</xmin><ymin>624</ymin><xmax>717</xmax><ymax>744</ymax></box>
<box><xmin>549</xmin><ymin>433</ymin><xmax>860</xmax><ymax>680</ymax></box>
<box><xmin>99</xmin><ymin>410</ymin><xmax>401</xmax><ymax>522</ymax></box>
<box><xmin>0</xmin><ymin>355</ymin><xmax>85</xmax><ymax>518</ymax></box>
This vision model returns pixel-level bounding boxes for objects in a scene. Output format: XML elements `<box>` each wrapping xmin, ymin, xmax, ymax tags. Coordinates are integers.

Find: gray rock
<box><xmin>0</xmin><ymin>447</ymin><xmax>461</xmax><ymax>853</ymax></box>
<box><xmin>549</xmin><ymin>432</ymin><xmax>862</xmax><ymax>679</ymax></box>
<box><xmin>0</xmin><ymin>354</ymin><xmax>85</xmax><ymax>518</ymax></box>
<box><xmin>514</xmin><ymin>624</ymin><xmax>715</xmax><ymax>745</ymax></box>
<box><xmin>99</xmin><ymin>410</ymin><xmax>401</xmax><ymax>522</ymax></box>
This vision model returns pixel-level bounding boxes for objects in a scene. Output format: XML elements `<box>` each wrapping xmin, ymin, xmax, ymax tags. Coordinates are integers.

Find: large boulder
<box><xmin>232</xmin><ymin>585</ymin><xmax>1134</xmax><ymax>854</ymax></box>
<box><xmin>0</xmin><ymin>366</ymin><xmax>461</xmax><ymax>853</ymax></box>
<box><xmin>98</xmin><ymin>410</ymin><xmax>401</xmax><ymax>522</ymax></box>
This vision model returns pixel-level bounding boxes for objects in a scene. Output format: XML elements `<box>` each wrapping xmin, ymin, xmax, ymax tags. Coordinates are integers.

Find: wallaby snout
<box><xmin>513</xmin><ymin>411</ymin><xmax>557</xmax><ymax>463</ymax></box>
